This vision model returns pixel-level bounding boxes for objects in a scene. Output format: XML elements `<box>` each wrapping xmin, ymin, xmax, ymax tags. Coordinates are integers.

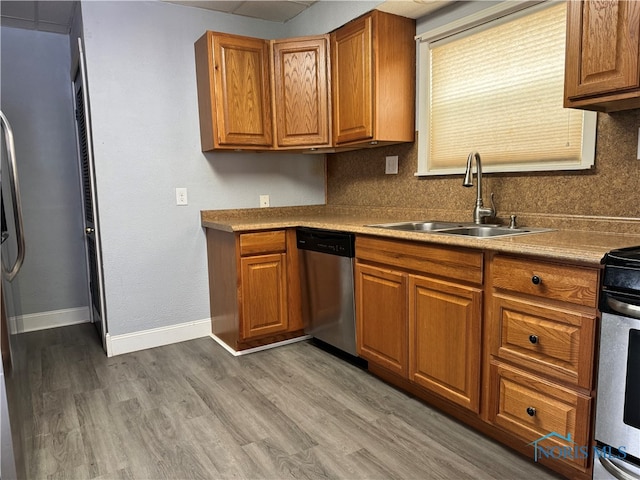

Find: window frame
<box><xmin>415</xmin><ymin>0</ymin><xmax>597</xmax><ymax>177</ymax></box>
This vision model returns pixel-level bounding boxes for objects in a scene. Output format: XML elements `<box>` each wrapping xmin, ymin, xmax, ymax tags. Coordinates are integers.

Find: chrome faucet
<box><xmin>463</xmin><ymin>151</ymin><xmax>496</xmax><ymax>224</ymax></box>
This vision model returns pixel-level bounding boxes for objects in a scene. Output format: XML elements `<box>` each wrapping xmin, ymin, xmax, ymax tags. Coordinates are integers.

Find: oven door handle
<box><xmin>607</xmin><ymin>296</ymin><xmax>640</xmax><ymax>320</ymax></box>
<box><xmin>599</xmin><ymin>456</ymin><xmax>640</xmax><ymax>480</ymax></box>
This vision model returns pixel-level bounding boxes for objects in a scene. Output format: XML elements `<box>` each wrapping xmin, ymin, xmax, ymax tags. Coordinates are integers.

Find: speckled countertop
<box><xmin>201</xmin><ymin>205</ymin><xmax>640</xmax><ymax>265</ymax></box>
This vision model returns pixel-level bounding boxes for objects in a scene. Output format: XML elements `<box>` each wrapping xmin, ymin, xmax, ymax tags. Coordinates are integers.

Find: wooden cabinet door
<box><xmin>331</xmin><ymin>15</ymin><xmax>373</xmax><ymax>145</ymax></box>
<box><xmin>273</xmin><ymin>36</ymin><xmax>331</xmax><ymax>148</ymax></box>
<box><xmin>409</xmin><ymin>275</ymin><xmax>482</xmax><ymax>412</ymax></box>
<box><xmin>240</xmin><ymin>253</ymin><xmax>288</xmax><ymax>339</ymax></box>
<box><xmin>212</xmin><ymin>34</ymin><xmax>273</xmax><ymax>147</ymax></box>
<box><xmin>565</xmin><ymin>0</ymin><xmax>640</xmax><ymax>100</ymax></box>
<box><xmin>355</xmin><ymin>263</ymin><xmax>408</xmax><ymax>377</ymax></box>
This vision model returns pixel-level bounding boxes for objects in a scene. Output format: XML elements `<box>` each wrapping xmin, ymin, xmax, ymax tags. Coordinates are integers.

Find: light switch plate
<box><xmin>385</xmin><ymin>156</ymin><xmax>398</xmax><ymax>174</ymax></box>
<box><xmin>175</xmin><ymin>187</ymin><xmax>188</xmax><ymax>206</ymax></box>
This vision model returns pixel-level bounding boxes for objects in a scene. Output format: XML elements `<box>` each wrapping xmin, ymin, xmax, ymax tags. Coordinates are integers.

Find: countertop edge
<box><xmin>200</xmin><ymin>207</ymin><xmax>640</xmax><ymax>266</ymax></box>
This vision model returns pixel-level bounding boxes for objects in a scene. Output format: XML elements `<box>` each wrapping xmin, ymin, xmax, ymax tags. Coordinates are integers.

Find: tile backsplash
<box><xmin>327</xmin><ymin>109</ymin><xmax>640</xmax><ymax>226</ymax></box>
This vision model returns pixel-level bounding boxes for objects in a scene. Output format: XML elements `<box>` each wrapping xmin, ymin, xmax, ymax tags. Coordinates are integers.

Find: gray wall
<box><xmin>78</xmin><ymin>1</ymin><xmax>328</xmax><ymax>336</ymax></box>
<box><xmin>0</xmin><ymin>27</ymin><xmax>89</xmax><ymax>316</ymax></box>
<box><xmin>283</xmin><ymin>1</ymin><xmax>382</xmax><ymax>36</ymax></box>
<box><xmin>0</xmin><ymin>0</ymin><xmax>388</xmax><ymax>338</ymax></box>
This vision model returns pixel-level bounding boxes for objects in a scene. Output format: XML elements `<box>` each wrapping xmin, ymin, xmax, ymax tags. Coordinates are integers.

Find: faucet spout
<box><xmin>462</xmin><ymin>151</ymin><xmax>496</xmax><ymax>224</ymax></box>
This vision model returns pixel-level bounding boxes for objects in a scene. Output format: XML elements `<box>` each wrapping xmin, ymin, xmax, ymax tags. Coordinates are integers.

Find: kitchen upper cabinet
<box><xmin>195</xmin><ymin>11</ymin><xmax>415</xmax><ymax>151</ymax></box>
<box><xmin>564</xmin><ymin>0</ymin><xmax>640</xmax><ymax>111</ymax></box>
<box><xmin>195</xmin><ymin>32</ymin><xmax>330</xmax><ymax>151</ymax></box>
<box><xmin>272</xmin><ymin>36</ymin><xmax>331</xmax><ymax>149</ymax></box>
<box><xmin>195</xmin><ymin>32</ymin><xmax>273</xmax><ymax>150</ymax></box>
<box><xmin>205</xmin><ymin>228</ymin><xmax>304</xmax><ymax>351</ymax></box>
<box><xmin>332</xmin><ymin>11</ymin><xmax>416</xmax><ymax>147</ymax></box>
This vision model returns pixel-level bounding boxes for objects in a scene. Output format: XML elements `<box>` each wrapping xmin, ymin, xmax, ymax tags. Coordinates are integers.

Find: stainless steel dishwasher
<box><xmin>296</xmin><ymin>227</ymin><xmax>357</xmax><ymax>357</ymax></box>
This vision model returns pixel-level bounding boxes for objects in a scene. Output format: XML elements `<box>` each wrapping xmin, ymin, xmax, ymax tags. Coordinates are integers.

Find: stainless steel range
<box><xmin>595</xmin><ymin>247</ymin><xmax>640</xmax><ymax>479</ymax></box>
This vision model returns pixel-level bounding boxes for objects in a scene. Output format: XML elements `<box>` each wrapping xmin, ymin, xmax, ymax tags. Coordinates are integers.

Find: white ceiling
<box><xmin>0</xmin><ymin>1</ymin><xmax>77</xmax><ymax>34</ymax></box>
<box><xmin>166</xmin><ymin>1</ymin><xmax>318</xmax><ymax>23</ymax></box>
<box><xmin>0</xmin><ymin>0</ymin><xmax>449</xmax><ymax>34</ymax></box>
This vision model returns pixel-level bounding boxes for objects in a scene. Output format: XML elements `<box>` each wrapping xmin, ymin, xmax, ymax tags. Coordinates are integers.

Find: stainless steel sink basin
<box><xmin>370</xmin><ymin>221</ymin><xmax>466</xmax><ymax>231</ymax></box>
<box><xmin>368</xmin><ymin>221</ymin><xmax>553</xmax><ymax>238</ymax></box>
<box><xmin>434</xmin><ymin>226</ymin><xmax>531</xmax><ymax>237</ymax></box>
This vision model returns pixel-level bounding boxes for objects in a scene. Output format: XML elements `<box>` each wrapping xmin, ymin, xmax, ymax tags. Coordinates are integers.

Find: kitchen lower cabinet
<box><xmin>409</xmin><ymin>275</ymin><xmax>482</xmax><ymax>412</ymax></box>
<box><xmin>488</xmin><ymin>361</ymin><xmax>592</xmax><ymax>470</ymax></box>
<box><xmin>206</xmin><ymin>228</ymin><xmax>303</xmax><ymax>351</ymax></box>
<box><xmin>240</xmin><ymin>253</ymin><xmax>288</xmax><ymax>339</ymax></box>
<box><xmin>355</xmin><ymin>235</ymin><xmax>483</xmax><ymax>413</ymax></box>
<box><xmin>485</xmin><ymin>253</ymin><xmax>599</xmax><ymax>477</ymax></box>
<box><xmin>355</xmin><ymin>263</ymin><xmax>408</xmax><ymax>377</ymax></box>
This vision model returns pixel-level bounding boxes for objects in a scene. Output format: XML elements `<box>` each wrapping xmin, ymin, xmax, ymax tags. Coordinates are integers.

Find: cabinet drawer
<box><xmin>493</xmin><ymin>294</ymin><xmax>595</xmax><ymax>389</ymax></box>
<box><xmin>239</xmin><ymin>230</ymin><xmax>286</xmax><ymax>256</ymax></box>
<box><xmin>491</xmin><ymin>256</ymin><xmax>598</xmax><ymax>308</ymax></box>
<box><xmin>356</xmin><ymin>236</ymin><xmax>483</xmax><ymax>285</ymax></box>
<box><xmin>489</xmin><ymin>362</ymin><xmax>591</xmax><ymax>469</ymax></box>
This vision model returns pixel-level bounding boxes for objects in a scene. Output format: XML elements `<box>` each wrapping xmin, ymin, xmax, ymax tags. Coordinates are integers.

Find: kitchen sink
<box><xmin>433</xmin><ymin>226</ymin><xmax>551</xmax><ymax>238</ymax></box>
<box><xmin>370</xmin><ymin>221</ymin><xmax>467</xmax><ymax>231</ymax></box>
<box><xmin>369</xmin><ymin>221</ymin><xmax>553</xmax><ymax>238</ymax></box>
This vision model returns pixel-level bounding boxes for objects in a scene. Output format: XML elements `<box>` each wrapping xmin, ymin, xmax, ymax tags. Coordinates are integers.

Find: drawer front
<box><xmin>491</xmin><ymin>256</ymin><xmax>598</xmax><ymax>308</ymax></box>
<box><xmin>489</xmin><ymin>362</ymin><xmax>591</xmax><ymax>469</ymax></box>
<box><xmin>493</xmin><ymin>294</ymin><xmax>595</xmax><ymax>389</ymax></box>
<box><xmin>239</xmin><ymin>230</ymin><xmax>286</xmax><ymax>256</ymax></box>
<box><xmin>356</xmin><ymin>235</ymin><xmax>483</xmax><ymax>285</ymax></box>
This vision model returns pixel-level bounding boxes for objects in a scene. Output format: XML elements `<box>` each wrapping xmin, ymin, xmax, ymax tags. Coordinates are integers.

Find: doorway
<box><xmin>72</xmin><ymin>38</ymin><xmax>107</xmax><ymax>351</ymax></box>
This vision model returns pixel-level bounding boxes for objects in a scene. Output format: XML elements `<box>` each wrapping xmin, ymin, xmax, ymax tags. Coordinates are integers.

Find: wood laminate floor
<box><xmin>14</xmin><ymin>324</ymin><xmax>560</xmax><ymax>479</ymax></box>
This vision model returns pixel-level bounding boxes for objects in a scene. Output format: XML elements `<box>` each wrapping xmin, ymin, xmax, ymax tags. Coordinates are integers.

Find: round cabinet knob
<box><xmin>531</xmin><ymin>275</ymin><xmax>541</xmax><ymax>285</ymax></box>
<box><xmin>529</xmin><ymin>335</ymin><xmax>539</xmax><ymax>345</ymax></box>
<box><xmin>526</xmin><ymin>407</ymin><xmax>536</xmax><ymax>417</ymax></box>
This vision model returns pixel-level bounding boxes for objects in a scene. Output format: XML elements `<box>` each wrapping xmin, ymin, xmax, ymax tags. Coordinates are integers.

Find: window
<box><xmin>416</xmin><ymin>1</ymin><xmax>596</xmax><ymax>176</ymax></box>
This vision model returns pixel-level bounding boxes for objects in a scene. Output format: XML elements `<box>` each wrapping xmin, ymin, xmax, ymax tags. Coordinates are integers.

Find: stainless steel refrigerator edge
<box><xmin>1</xmin><ymin>110</ymin><xmax>27</xmax><ymax>480</ymax></box>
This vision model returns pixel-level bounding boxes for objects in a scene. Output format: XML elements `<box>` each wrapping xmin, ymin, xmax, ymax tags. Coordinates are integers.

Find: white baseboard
<box><xmin>105</xmin><ymin>318</ymin><xmax>211</xmax><ymax>357</ymax></box>
<box><xmin>210</xmin><ymin>333</ymin><xmax>312</xmax><ymax>356</ymax></box>
<box><xmin>9</xmin><ymin>306</ymin><xmax>90</xmax><ymax>334</ymax></box>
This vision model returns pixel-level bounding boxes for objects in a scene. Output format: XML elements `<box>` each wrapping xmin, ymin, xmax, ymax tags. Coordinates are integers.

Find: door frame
<box><xmin>72</xmin><ymin>37</ymin><xmax>108</xmax><ymax>351</ymax></box>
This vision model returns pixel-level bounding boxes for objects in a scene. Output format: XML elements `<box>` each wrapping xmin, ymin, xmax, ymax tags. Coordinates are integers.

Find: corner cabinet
<box><xmin>195</xmin><ymin>11</ymin><xmax>416</xmax><ymax>152</ymax></box>
<box><xmin>272</xmin><ymin>37</ymin><xmax>331</xmax><ymax>149</ymax></box>
<box><xmin>195</xmin><ymin>32</ymin><xmax>331</xmax><ymax>151</ymax></box>
<box><xmin>332</xmin><ymin>11</ymin><xmax>416</xmax><ymax>147</ymax></box>
<box><xmin>205</xmin><ymin>228</ymin><xmax>304</xmax><ymax>351</ymax></box>
<box><xmin>564</xmin><ymin>0</ymin><xmax>640</xmax><ymax>111</ymax></box>
<box><xmin>355</xmin><ymin>236</ymin><xmax>483</xmax><ymax>412</ymax></box>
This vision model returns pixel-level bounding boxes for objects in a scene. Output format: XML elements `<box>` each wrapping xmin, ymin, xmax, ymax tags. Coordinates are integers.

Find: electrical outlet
<box><xmin>259</xmin><ymin>194</ymin><xmax>270</xmax><ymax>208</ymax></box>
<box><xmin>385</xmin><ymin>156</ymin><xmax>398</xmax><ymax>174</ymax></box>
<box><xmin>176</xmin><ymin>187</ymin><xmax>188</xmax><ymax>206</ymax></box>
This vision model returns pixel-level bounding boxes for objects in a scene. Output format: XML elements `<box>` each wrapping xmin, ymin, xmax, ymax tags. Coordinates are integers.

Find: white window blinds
<box><xmin>417</xmin><ymin>2</ymin><xmax>596</xmax><ymax>176</ymax></box>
